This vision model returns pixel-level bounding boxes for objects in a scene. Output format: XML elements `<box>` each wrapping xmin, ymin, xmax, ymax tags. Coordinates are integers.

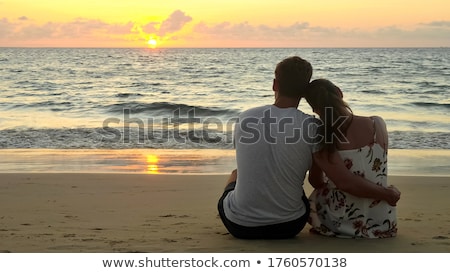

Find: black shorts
<box><xmin>217</xmin><ymin>181</ymin><xmax>310</xmax><ymax>239</ymax></box>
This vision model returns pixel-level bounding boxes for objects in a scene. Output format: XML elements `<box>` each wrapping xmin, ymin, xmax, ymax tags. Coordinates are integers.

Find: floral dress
<box><xmin>308</xmin><ymin>142</ymin><xmax>397</xmax><ymax>238</ymax></box>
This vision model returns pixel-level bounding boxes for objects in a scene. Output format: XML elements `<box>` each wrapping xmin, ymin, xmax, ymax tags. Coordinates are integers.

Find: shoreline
<box><xmin>0</xmin><ymin>148</ymin><xmax>449</xmax><ymax>176</ymax></box>
<box><xmin>0</xmin><ymin>173</ymin><xmax>449</xmax><ymax>253</ymax></box>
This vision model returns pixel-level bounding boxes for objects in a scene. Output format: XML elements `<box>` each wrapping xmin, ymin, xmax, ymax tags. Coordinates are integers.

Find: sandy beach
<box><xmin>0</xmin><ymin>171</ymin><xmax>449</xmax><ymax>253</ymax></box>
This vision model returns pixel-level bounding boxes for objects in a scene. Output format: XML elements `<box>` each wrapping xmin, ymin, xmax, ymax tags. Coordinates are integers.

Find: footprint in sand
<box><xmin>162</xmin><ymin>238</ymin><xmax>177</xmax><ymax>243</ymax></box>
<box><xmin>159</xmin><ymin>214</ymin><xmax>191</xmax><ymax>218</ymax></box>
<box><xmin>159</xmin><ymin>214</ymin><xmax>176</xmax><ymax>218</ymax></box>
<box><xmin>432</xmin><ymin>235</ymin><xmax>449</xmax><ymax>240</ymax></box>
<box><xmin>91</xmin><ymin>228</ymin><xmax>105</xmax><ymax>231</ymax></box>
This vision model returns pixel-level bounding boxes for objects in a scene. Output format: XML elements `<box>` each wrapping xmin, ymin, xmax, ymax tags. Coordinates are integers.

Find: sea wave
<box><xmin>0</xmin><ymin>127</ymin><xmax>235</xmax><ymax>149</ymax></box>
<box><xmin>389</xmin><ymin>131</ymin><xmax>450</xmax><ymax>149</ymax></box>
<box><xmin>411</xmin><ymin>102</ymin><xmax>450</xmax><ymax>109</ymax></box>
<box><xmin>105</xmin><ymin>102</ymin><xmax>239</xmax><ymax>116</ymax></box>
<box><xmin>0</xmin><ymin>128</ymin><xmax>447</xmax><ymax>150</ymax></box>
<box><xmin>10</xmin><ymin>101</ymin><xmax>74</xmax><ymax>111</ymax></box>
<box><xmin>115</xmin><ymin>93</ymin><xmax>144</xmax><ymax>98</ymax></box>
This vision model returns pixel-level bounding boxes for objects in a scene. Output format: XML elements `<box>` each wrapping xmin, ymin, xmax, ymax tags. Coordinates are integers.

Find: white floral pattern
<box><xmin>309</xmin><ymin>143</ymin><xmax>397</xmax><ymax>238</ymax></box>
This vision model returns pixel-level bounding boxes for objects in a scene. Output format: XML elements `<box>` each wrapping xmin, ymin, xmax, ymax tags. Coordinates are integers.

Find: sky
<box><xmin>1</xmin><ymin>0</ymin><xmax>449</xmax><ymax>48</ymax></box>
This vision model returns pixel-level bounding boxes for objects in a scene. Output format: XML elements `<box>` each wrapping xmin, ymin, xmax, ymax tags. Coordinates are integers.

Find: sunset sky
<box><xmin>1</xmin><ymin>0</ymin><xmax>449</xmax><ymax>48</ymax></box>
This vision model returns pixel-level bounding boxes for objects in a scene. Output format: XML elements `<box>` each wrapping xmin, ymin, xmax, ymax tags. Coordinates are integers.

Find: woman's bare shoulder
<box><xmin>369</xmin><ymin>115</ymin><xmax>387</xmax><ymax>128</ymax></box>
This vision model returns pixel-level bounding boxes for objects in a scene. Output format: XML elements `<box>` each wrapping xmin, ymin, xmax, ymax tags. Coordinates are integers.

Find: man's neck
<box><xmin>273</xmin><ymin>96</ymin><xmax>301</xmax><ymax>108</ymax></box>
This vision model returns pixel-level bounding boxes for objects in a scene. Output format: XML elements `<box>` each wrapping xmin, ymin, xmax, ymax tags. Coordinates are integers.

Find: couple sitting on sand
<box><xmin>218</xmin><ymin>56</ymin><xmax>400</xmax><ymax>239</ymax></box>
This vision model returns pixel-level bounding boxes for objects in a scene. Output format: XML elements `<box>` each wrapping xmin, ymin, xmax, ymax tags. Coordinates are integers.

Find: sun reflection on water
<box><xmin>146</xmin><ymin>154</ymin><xmax>159</xmax><ymax>174</ymax></box>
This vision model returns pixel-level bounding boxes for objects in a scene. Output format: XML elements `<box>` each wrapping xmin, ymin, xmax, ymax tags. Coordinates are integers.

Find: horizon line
<box><xmin>1</xmin><ymin>46</ymin><xmax>449</xmax><ymax>49</ymax></box>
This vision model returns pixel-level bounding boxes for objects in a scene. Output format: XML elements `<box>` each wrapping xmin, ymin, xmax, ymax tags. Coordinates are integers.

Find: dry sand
<box><xmin>0</xmin><ymin>173</ymin><xmax>449</xmax><ymax>253</ymax></box>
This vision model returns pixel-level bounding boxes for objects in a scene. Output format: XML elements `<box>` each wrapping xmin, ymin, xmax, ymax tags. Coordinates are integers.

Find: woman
<box><xmin>305</xmin><ymin>79</ymin><xmax>398</xmax><ymax>238</ymax></box>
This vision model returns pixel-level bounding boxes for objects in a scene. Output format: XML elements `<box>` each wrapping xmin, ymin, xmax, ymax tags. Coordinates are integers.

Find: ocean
<box><xmin>0</xmin><ymin>47</ymin><xmax>449</xmax><ymax>150</ymax></box>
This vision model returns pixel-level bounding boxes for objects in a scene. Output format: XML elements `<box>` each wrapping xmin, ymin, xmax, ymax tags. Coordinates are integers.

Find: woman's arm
<box><xmin>313</xmin><ymin>149</ymin><xmax>400</xmax><ymax>206</ymax></box>
<box><xmin>372</xmin><ymin>115</ymin><xmax>389</xmax><ymax>152</ymax></box>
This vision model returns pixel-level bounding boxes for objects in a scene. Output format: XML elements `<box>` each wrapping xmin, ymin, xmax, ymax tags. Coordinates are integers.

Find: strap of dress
<box><xmin>371</xmin><ymin>117</ymin><xmax>377</xmax><ymax>144</ymax></box>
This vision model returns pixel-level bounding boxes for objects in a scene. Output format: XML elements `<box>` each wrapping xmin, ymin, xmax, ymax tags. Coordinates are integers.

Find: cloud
<box><xmin>420</xmin><ymin>21</ymin><xmax>450</xmax><ymax>27</ymax></box>
<box><xmin>0</xmin><ymin>18</ymin><xmax>14</xmax><ymax>37</ymax></box>
<box><xmin>372</xmin><ymin>22</ymin><xmax>450</xmax><ymax>46</ymax></box>
<box><xmin>190</xmin><ymin>20</ymin><xmax>450</xmax><ymax>47</ymax></box>
<box><xmin>0</xmin><ymin>16</ymin><xmax>135</xmax><ymax>42</ymax></box>
<box><xmin>130</xmin><ymin>10</ymin><xmax>193</xmax><ymax>43</ymax></box>
<box><xmin>157</xmin><ymin>10</ymin><xmax>192</xmax><ymax>36</ymax></box>
<box><xmin>60</xmin><ymin>18</ymin><xmax>133</xmax><ymax>37</ymax></box>
<box><xmin>0</xmin><ymin>11</ymin><xmax>449</xmax><ymax>47</ymax></box>
<box><xmin>0</xmin><ymin>10</ymin><xmax>193</xmax><ymax>46</ymax></box>
<box><xmin>142</xmin><ymin>22</ymin><xmax>158</xmax><ymax>33</ymax></box>
<box><xmin>191</xmin><ymin>21</ymin><xmax>338</xmax><ymax>46</ymax></box>
<box><xmin>193</xmin><ymin>21</ymin><xmax>311</xmax><ymax>41</ymax></box>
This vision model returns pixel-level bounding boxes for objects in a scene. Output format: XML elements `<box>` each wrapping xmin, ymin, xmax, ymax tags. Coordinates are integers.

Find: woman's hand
<box><xmin>385</xmin><ymin>185</ymin><xmax>401</xmax><ymax>206</ymax></box>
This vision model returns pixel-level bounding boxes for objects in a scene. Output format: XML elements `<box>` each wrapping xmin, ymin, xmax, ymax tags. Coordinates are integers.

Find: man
<box><xmin>217</xmin><ymin>56</ymin><xmax>400</xmax><ymax>239</ymax></box>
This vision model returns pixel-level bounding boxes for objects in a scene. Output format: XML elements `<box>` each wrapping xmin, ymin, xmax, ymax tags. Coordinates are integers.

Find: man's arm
<box><xmin>308</xmin><ymin>158</ymin><xmax>326</xmax><ymax>189</ymax></box>
<box><xmin>313</xmin><ymin>150</ymin><xmax>401</xmax><ymax>206</ymax></box>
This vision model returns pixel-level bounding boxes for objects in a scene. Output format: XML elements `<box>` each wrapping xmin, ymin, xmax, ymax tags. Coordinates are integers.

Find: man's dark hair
<box><xmin>275</xmin><ymin>56</ymin><xmax>313</xmax><ymax>98</ymax></box>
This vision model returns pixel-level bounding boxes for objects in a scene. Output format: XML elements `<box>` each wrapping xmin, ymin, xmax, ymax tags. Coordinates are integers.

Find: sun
<box><xmin>147</xmin><ymin>38</ymin><xmax>158</xmax><ymax>48</ymax></box>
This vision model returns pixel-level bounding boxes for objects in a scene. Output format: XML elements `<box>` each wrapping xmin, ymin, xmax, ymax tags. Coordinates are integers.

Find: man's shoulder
<box><xmin>297</xmin><ymin>110</ymin><xmax>321</xmax><ymax>123</ymax></box>
<box><xmin>238</xmin><ymin>105</ymin><xmax>320</xmax><ymax>121</ymax></box>
<box><xmin>239</xmin><ymin>105</ymin><xmax>272</xmax><ymax>117</ymax></box>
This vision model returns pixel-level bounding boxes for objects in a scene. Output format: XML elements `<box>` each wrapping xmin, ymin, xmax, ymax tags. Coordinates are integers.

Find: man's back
<box><xmin>217</xmin><ymin>55</ymin><xmax>316</xmax><ymax>239</ymax></box>
<box><xmin>223</xmin><ymin>104</ymin><xmax>319</xmax><ymax>226</ymax></box>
